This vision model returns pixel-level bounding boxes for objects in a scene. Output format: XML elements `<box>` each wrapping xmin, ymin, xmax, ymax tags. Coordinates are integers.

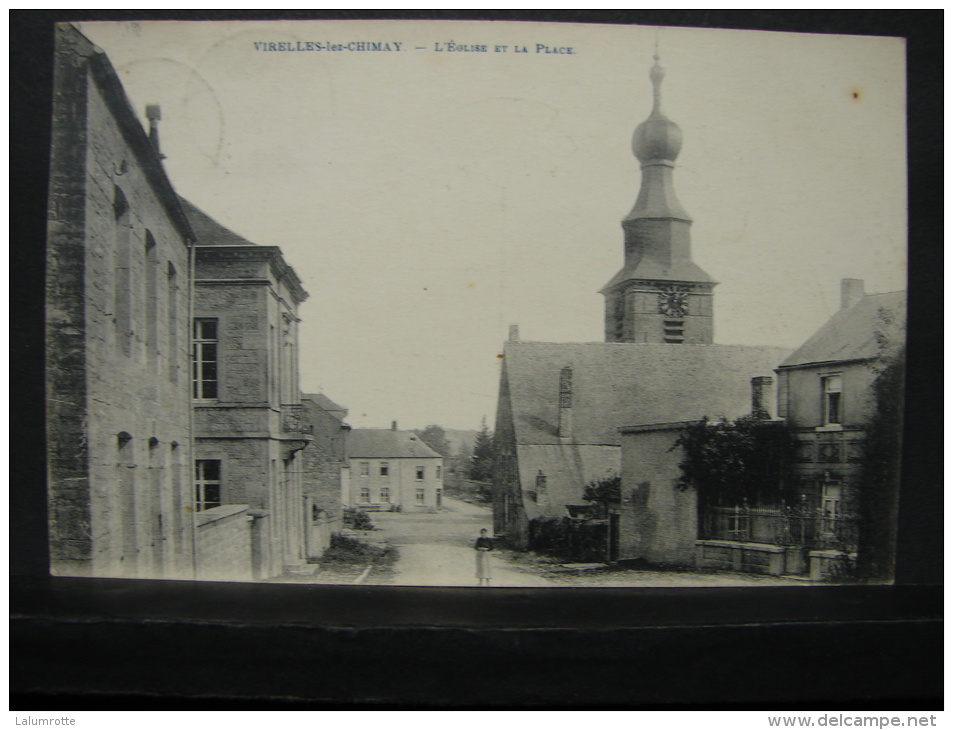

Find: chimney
<box><xmin>557</xmin><ymin>366</ymin><xmax>573</xmax><ymax>439</ymax></box>
<box><xmin>391</xmin><ymin>420</ymin><xmax>397</xmax><ymax>431</ymax></box>
<box><xmin>841</xmin><ymin>278</ymin><xmax>864</xmax><ymax>310</ymax></box>
<box><xmin>508</xmin><ymin>324</ymin><xmax>520</xmax><ymax>342</ymax></box>
<box><xmin>145</xmin><ymin>104</ymin><xmax>166</xmax><ymax>160</ymax></box>
<box><xmin>751</xmin><ymin>376</ymin><xmax>773</xmax><ymax>420</ymax></box>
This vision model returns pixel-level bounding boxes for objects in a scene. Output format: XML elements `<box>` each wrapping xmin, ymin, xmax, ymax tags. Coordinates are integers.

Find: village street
<box><xmin>307</xmin><ymin>495</ymin><xmax>807</xmax><ymax>588</ymax></box>
<box><xmin>361</xmin><ymin>496</ymin><xmax>552</xmax><ymax>587</ymax></box>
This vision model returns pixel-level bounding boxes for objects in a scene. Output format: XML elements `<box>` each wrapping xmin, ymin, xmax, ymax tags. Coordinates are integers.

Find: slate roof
<box><xmin>348</xmin><ymin>429</ymin><xmax>443</xmax><ymax>459</ymax></box>
<box><xmin>303</xmin><ymin>393</ymin><xmax>348</xmax><ymax>422</ymax></box>
<box><xmin>779</xmin><ymin>291</ymin><xmax>906</xmax><ymax>369</ymax></box>
<box><xmin>501</xmin><ymin>342</ymin><xmax>792</xmax><ymax>446</ymax></box>
<box><xmin>178</xmin><ymin>196</ymin><xmax>257</xmax><ymax>246</ymax></box>
<box><xmin>601</xmin><ymin>258</ymin><xmax>717</xmax><ymax>292</ymax></box>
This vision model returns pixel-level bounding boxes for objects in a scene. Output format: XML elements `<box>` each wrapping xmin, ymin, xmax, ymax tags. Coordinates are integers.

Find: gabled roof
<box><xmin>779</xmin><ymin>291</ymin><xmax>906</xmax><ymax>369</ymax></box>
<box><xmin>348</xmin><ymin>429</ymin><xmax>443</xmax><ymax>459</ymax></box>
<box><xmin>178</xmin><ymin>196</ymin><xmax>257</xmax><ymax>246</ymax></box>
<box><xmin>501</xmin><ymin>342</ymin><xmax>791</xmax><ymax>446</ymax></box>
<box><xmin>303</xmin><ymin>393</ymin><xmax>348</xmax><ymax>422</ymax></box>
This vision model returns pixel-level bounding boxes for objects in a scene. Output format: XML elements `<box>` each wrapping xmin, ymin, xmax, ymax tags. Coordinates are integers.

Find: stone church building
<box><xmin>492</xmin><ymin>56</ymin><xmax>790</xmax><ymax>551</ymax></box>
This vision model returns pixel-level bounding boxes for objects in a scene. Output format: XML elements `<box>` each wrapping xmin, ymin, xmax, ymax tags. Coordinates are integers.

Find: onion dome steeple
<box><xmin>626</xmin><ymin>54</ymin><xmax>691</xmax><ymax>222</ymax></box>
<box><xmin>601</xmin><ymin>50</ymin><xmax>716</xmax><ymax>345</ymax></box>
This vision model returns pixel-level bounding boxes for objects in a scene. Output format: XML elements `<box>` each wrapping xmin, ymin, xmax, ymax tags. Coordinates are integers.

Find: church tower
<box><xmin>602</xmin><ymin>54</ymin><xmax>716</xmax><ymax>343</ymax></box>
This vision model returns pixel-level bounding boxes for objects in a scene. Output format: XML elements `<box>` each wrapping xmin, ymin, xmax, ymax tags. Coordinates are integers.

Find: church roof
<box><xmin>501</xmin><ymin>342</ymin><xmax>791</xmax><ymax>446</ymax></box>
<box><xmin>178</xmin><ymin>196</ymin><xmax>257</xmax><ymax>246</ymax></box>
<box><xmin>601</xmin><ymin>258</ymin><xmax>717</xmax><ymax>291</ymax></box>
<box><xmin>348</xmin><ymin>428</ymin><xmax>443</xmax><ymax>459</ymax></box>
<box><xmin>779</xmin><ymin>291</ymin><xmax>906</xmax><ymax>369</ymax></box>
<box><xmin>303</xmin><ymin>393</ymin><xmax>348</xmax><ymax>422</ymax></box>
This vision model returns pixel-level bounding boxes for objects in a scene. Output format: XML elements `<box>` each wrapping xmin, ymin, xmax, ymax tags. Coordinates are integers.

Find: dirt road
<box><xmin>365</xmin><ymin>496</ymin><xmax>552</xmax><ymax>587</ymax></box>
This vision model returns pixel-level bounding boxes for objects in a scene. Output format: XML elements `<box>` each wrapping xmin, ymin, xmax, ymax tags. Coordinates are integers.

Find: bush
<box><xmin>320</xmin><ymin>532</ymin><xmax>398</xmax><ymax>570</ymax></box>
<box><xmin>528</xmin><ymin>516</ymin><xmax>608</xmax><ymax>563</ymax></box>
<box><xmin>343</xmin><ymin>507</ymin><xmax>375</xmax><ymax>531</ymax></box>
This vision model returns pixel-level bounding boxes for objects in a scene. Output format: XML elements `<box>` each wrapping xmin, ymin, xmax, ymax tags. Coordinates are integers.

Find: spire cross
<box><xmin>649</xmin><ymin>45</ymin><xmax>664</xmax><ymax>115</ymax></box>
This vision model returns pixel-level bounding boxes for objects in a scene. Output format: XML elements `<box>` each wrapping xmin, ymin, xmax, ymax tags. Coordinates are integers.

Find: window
<box><xmin>113</xmin><ymin>186</ymin><xmax>132</xmax><ymax>356</ymax></box>
<box><xmin>663</xmin><ymin>319</ymin><xmax>685</xmax><ymax>344</ymax></box>
<box><xmin>821</xmin><ymin>482</ymin><xmax>842</xmax><ymax>520</ymax></box>
<box><xmin>416</xmin><ymin>488</ymin><xmax>425</xmax><ymax>504</ymax></box>
<box><xmin>822</xmin><ymin>375</ymin><xmax>843</xmax><ymax>425</ymax></box>
<box><xmin>359</xmin><ymin>487</ymin><xmax>371</xmax><ymax>503</ymax></box>
<box><xmin>359</xmin><ymin>461</ymin><xmax>370</xmax><ymax>477</ymax></box>
<box><xmin>820</xmin><ymin>480</ymin><xmax>842</xmax><ymax>537</ymax></box>
<box><xmin>144</xmin><ymin>231</ymin><xmax>158</xmax><ymax>359</ymax></box>
<box><xmin>380</xmin><ymin>487</ymin><xmax>390</xmax><ymax>503</ymax></box>
<box><xmin>416</xmin><ymin>466</ymin><xmax>425</xmax><ymax>481</ymax></box>
<box><xmin>436</xmin><ymin>465</ymin><xmax>442</xmax><ymax>479</ymax></box>
<box><xmin>167</xmin><ymin>262</ymin><xmax>178</xmax><ymax>381</ymax></box>
<box><xmin>380</xmin><ymin>462</ymin><xmax>389</xmax><ymax>477</ymax></box>
<box><xmin>194</xmin><ymin>460</ymin><xmax>222</xmax><ymax>511</ymax></box>
<box><xmin>192</xmin><ymin>318</ymin><xmax>219</xmax><ymax>399</ymax></box>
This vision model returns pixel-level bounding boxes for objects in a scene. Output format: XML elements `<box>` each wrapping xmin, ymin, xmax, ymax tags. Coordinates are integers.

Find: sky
<box><xmin>77</xmin><ymin>20</ymin><xmax>907</xmax><ymax>431</ymax></box>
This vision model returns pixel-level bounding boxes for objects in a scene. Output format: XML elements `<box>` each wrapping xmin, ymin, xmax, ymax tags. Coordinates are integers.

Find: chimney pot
<box><xmin>145</xmin><ymin>104</ymin><xmax>166</xmax><ymax>160</ymax></box>
<box><xmin>391</xmin><ymin>420</ymin><xmax>397</xmax><ymax>431</ymax></box>
<box><xmin>841</xmin><ymin>278</ymin><xmax>865</xmax><ymax>310</ymax></box>
<box><xmin>508</xmin><ymin>324</ymin><xmax>520</xmax><ymax>342</ymax></box>
<box><xmin>750</xmin><ymin>376</ymin><xmax>773</xmax><ymax>420</ymax></box>
<box><xmin>557</xmin><ymin>366</ymin><xmax>573</xmax><ymax>439</ymax></box>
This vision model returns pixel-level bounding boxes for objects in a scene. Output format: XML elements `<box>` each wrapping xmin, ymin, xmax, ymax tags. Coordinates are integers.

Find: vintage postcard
<box><xmin>46</xmin><ymin>19</ymin><xmax>906</xmax><ymax>587</ymax></box>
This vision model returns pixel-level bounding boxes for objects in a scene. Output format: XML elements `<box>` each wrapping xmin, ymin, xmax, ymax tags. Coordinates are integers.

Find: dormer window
<box><xmin>822</xmin><ymin>375</ymin><xmax>843</xmax><ymax>426</ymax></box>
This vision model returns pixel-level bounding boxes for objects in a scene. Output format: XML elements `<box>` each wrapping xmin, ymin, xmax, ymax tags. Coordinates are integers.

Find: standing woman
<box><xmin>474</xmin><ymin>528</ymin><xmax>493</xmax><ymax>586</ymax></box>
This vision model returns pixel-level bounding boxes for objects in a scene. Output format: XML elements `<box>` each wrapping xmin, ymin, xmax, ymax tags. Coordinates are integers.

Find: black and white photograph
<box><xmin>45</xmin><ymin>19</ymin><xmax>908</xmax><ymax>589</ymax></box>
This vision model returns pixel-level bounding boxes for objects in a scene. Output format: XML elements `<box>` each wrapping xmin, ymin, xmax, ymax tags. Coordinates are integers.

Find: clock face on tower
<box><xmin>658</xmin><ymin>286</ymin><xmax>689</xmax><ymax>317</ymax></box>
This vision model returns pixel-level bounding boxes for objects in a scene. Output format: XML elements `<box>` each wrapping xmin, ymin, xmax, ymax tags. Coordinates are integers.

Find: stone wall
<box><xmin>47</xmin><ymin>27</ymin><xmax>193</xmax><ymax>579</ymax></box>
<box><xmin>193</xmin><ymin>282</ymin><xmax>269</xmax><ymax>404</ymax></box>
<box><xmin>195</xmin><ymin>505</ymin><xmax>253</xmax><ymax>582</ymax></box>
<box><xmin>192</xmin><ymin>248</ymin><xmax>309</xmax><ymax>578</ymax></box>
<box><xmin>619</xmin><ymin>425</ymin><xmax>698</xmax><ymax>567</ymax></box>
<box><xmin>777</xmin><ymin>361</ymin><xmax>877</xmax><ymax>428</ymax></box>
<box><xmin>300</xmin><ymin>398</ymin><xmax>348</xmax><ymax>516</ymax></box>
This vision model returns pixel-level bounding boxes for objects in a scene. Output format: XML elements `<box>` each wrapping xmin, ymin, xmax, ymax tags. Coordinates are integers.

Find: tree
<box><xmin>414</xmin><ymin>424</ymin><xmax>451</xmax><ymax>457</ymax></box>
<box><xmin>670</xmin><ymin>415</ymin><xmax>796</xmax><ymax>507</ymax></box>
<box><xmin>854</xmin><ymin>347</ymin><xmax>904</xmax><ymax>583</ymax></box>
<box><xmin>469</xmin><ymin>418</ymin><xmax>494</xmax><ymax>482</ymax></box>
<box><xmin>582</xmin><ymin>475</ymin><xmax>621</xmax><ymax>518</ymax></box>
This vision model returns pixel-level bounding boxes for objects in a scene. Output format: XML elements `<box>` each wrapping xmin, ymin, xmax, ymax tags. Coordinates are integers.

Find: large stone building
<box><xmin>776</xmin><ymin>279</ymin><xmax>905</xmax><ymax>513</ymax></box>
<box><xmin>183</xmin><ymin>199</ymin><xmax>313</xmax><ymax>579</ymax></box>
<box><xmin>300</xmin><ymin>393</ymin><xmax>351</xmax><ymax>558</ymax></box>
<box><xmin>47</xmin><ymin>25</ymin><xmax>196</xmax><ymax>579</ymax></box>
<box><xmin>347</xmin><ymin>424</ymin><xmax>444</xmax><ymax>512</ymax></box>
<box><xmin>493</xmin><ymin>56</ymin><xmax>790</xmax><ymax>549</ymax></box>
<box><xmin>46</xmin><ymin>25</ymin><xmax>319</xmax><ymax>581</ymax></box>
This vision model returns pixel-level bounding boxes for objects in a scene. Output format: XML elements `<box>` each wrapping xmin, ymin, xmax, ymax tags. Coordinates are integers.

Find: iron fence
<box><xmin>701</xmin><ymin>504</ymin><xmax>858</xmax><ymax>550</ymax></box>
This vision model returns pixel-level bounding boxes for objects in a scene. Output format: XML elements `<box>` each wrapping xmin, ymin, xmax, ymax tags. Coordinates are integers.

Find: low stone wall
<box><xmin>809</xmin><ymin>549</ymin><xmax>856</xmax><ymax>581</ymax></box>
<box><xmin>195</xmin><ymin>504</ymin><xmax>253</xmax><ymax>582</ymax></box>
<box><xmin>695</xmin><ymin>539</ymin><xmax>788</xmax><ymax>577</ymax></box>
